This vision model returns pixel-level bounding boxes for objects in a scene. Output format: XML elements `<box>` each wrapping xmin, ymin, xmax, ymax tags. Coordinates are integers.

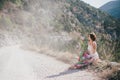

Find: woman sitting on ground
<box><xmin>69</xmin><ymin>32</ymin><xmax>101</xmax><ymax>69</ymax></box>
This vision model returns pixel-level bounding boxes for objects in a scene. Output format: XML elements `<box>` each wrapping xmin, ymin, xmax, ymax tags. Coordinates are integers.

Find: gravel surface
<box><xmin>0</xmin><ymin>45</ymin><xmax>101</xmax><ymax>80</ymax></box>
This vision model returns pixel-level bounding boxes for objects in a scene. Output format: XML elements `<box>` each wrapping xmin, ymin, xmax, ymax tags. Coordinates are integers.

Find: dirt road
<box><xmin>0</xmin><ymin>45</ymin><xmax>101</xmax><ymax>80</ymax></box>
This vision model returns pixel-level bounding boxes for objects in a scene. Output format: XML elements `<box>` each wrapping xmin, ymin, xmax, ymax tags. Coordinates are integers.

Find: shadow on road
<box><xmin>46</xmin><ymin>69</ymin><xmax>80</xmax><ymax>78</ymax></box>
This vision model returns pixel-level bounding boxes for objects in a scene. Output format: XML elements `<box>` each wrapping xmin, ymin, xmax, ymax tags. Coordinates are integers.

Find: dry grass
<box><xmin>21</xmin><ymin>45</ymin><xmax>78</xmax><ymax>64</ymax></box>
<box><xmin>98</xmin><ymin>67</ymin><xmax>119</xmax><ymax>79</ymax></box>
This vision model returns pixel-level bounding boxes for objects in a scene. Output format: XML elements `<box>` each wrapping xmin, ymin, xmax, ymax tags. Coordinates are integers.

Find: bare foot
<box><xmin>68</xmin><ymin>66</ymin><xmax>77</xmax><ymax>70</ymax></box>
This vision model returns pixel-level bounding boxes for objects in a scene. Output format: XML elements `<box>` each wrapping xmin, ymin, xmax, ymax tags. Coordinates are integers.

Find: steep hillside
<box><xmin>0</xmin><ymin>0</ymin><xmax>120</xmax><ymax>62</ymax></box>
<box><xmin>100</xmin><ymin>0</ymin><xmax>120</xmax><ymax>20</ymax></box>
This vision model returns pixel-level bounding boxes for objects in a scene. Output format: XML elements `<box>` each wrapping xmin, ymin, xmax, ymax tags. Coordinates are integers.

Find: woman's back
<box><xmin>88</xmin><ymin>41</ymin><xmax>99</xmax><ymax>60</ymax></box>
<box><xmin>88</xmin><ymin>41</ymin><xmax>97</xmax><ymax>54</ymax></box>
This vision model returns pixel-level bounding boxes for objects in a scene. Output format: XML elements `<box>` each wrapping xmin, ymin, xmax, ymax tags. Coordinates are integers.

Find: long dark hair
<box><xmin>89</xmin><ymin>33</ymin><xmax>96</xmax><ymax>41</ymax></box>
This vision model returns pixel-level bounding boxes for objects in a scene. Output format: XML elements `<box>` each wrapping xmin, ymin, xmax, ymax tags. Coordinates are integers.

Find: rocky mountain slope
<box><xmin>0</xmin><ymin>0</ymin><xmax>120</xmax><ymax>61</ymax></box>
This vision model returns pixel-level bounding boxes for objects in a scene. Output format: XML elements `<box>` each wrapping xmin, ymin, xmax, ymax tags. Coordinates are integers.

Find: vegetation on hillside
<box><xmin>0</xmin><ymin>0</ymin><xmax>119</xmax><ymax>61</ymax></box>
<box><xmin>0</xmin><ymin>0</ymin><xmax>120</xmax><ymax>61</ymax></box>
<box><xmin>0</xmin><ymin>0</ymin><xmax>22</xmax><ymax>9</ymax></box>
<box><xmin>100</xmin><ymin>0</ymin><xmax>120</xmax><ymax>20</ymax></box>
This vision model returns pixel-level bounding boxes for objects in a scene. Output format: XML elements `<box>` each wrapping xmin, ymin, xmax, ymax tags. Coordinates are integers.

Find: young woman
<box><xmin>87</xmin><ymin>32</ymin><xmax>101</xmax><ymax>64</ymax></box>
<box><xmin>69</xmin><ymin>32</ymin><xmax>101</xmax><ymax>69</ymax></box>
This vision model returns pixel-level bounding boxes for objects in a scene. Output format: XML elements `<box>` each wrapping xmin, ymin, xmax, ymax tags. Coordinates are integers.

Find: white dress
<box><xmin>87</xmin><ymin>41</ymin><xmax>99</xmax><ymax>60</ymax></box>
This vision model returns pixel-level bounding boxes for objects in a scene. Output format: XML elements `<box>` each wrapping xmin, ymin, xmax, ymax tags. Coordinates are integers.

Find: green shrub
<box><xmin>0</xmin><ymin>0</ymin><xmax>6</xmax><ymax>10</ymax></box>
<box><xmin>0</xmin><ymin>0</ymin><xmax>22</xmax><ymax>10</ymax></box>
